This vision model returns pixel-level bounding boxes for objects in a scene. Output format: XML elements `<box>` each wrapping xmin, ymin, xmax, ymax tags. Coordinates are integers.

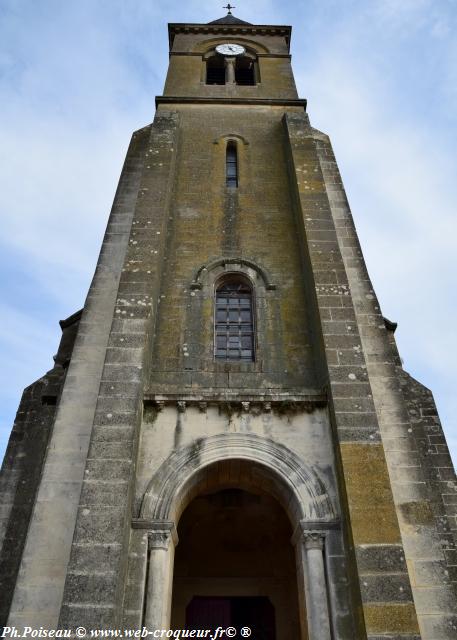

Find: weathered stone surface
<box><xmin>1</xmin><ymin>12</ymin><xmax>454</xmax><ymax>640</ymax></box>
<box><xmin>315</xmin><ymin>116</ymin><xmax>457</xmax><ymax>639</ymax></box>
<box><xmin>356</xmin><ymin>544</ymin><xmax>407</xmax><ymax>573</ymax></box>
<box><xmin>0</xmin><ymin>313</ymin><xmax>80</xmax><ymax>627</ymax></box>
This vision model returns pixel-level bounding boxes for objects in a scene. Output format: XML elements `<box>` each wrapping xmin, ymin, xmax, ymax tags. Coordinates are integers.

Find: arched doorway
<box><xmin>171</xmin><ymin>483</ymin><xmax>300</xmax><ymax>638</ymax></box>
<box><xmin>140</xmin><ymin>434</ymin><xmax>336</xmax><ymax>640</ymax></box>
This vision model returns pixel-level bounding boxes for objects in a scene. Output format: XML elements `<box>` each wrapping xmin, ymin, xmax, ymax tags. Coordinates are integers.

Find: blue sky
<box><xmin>0</xmin><ymin>0</ymin><xmax>456</xmax><ymax>466</ymax></box>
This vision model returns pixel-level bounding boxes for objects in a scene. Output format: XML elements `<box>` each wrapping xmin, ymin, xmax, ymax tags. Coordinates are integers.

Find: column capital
<box><xmin>147</xmin><ymin>521</ymin><xmax>178</xmax><ymax>550</ymax></box>
<box><xmin>303</xmin><ymin>531</ymin><xmax>325</xmax><ymax>550</ymax></box>
<box><xmin>291</xmin><ymin>520</ymin><xmax>329</xmax><ymax>548</ymax></box>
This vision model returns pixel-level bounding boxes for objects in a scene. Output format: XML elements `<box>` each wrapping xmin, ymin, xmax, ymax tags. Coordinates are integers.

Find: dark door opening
<box><xmin>186</xmin><ymin>596</ymin><xmax>275</xmax><ymax>639</ymax></box>
<box><xmin>171</xmin><ymin>486</ymin><xmax>301</xmax><ymax>638</ymax></box>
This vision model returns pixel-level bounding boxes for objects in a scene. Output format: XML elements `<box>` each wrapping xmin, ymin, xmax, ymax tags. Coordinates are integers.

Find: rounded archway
<box><xmin>141</xmin><ymin>434</ymin><xmax>336</xmax><ymax>639</ymax></box>
<box><xmin>141</xmin><ymin>433</ymin><xmax>336</xmax><ymax>527</ymax></box>
<box><xmin>170</xmin><ymin>460</ymin><xmax>301</xmax><ymax>639</ymax></box>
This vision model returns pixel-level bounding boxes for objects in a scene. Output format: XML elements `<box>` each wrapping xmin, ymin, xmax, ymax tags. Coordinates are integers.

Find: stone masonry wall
<box><xmin>147</xmin><ymin>105</ymin><xmax>317</xmax><ymax>395</ymax></box>
<box><xmin>0</xmin><ymin>376</ymin><xmax>61</xmax><ymax>625</ymax></box>
<box><xmin>58</xmin><ymin>111</ymin><xmax>180</xmax><ymax>628</ymax></box>
<box><xmin>313</xmin><ymin>123</ymin><xmax>457</xmax><ymax>638</ymax></box>
<box><xmin>6</xmin><ymin>125</ymin><xmax>151</xmax><ymax>628</ymax></box>
<box><xmin>124</xmin><ymin>405</ymin><xmax>355</xmax><ymax>637</ymax></box>
<box><xmin>164</xmin><ymin>31</ymin><xmax>297</xmax><ymax>101</ymax></box>
<box><xmin>284</xmin><ymin>111</ymin><xmax>421</xmax><ymax>639</ymax></box>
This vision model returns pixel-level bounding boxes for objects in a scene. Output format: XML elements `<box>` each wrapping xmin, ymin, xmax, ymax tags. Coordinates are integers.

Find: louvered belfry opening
<box><xmin>215</xmin><ymin>277</ymin><xmax>254</xmax><ymax>361</ymax></box>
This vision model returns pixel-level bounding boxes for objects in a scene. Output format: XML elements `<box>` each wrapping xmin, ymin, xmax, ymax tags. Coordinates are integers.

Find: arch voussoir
<box><xmin>140</xmin><ymin>433</ymin><xmax>336</xmax><ymax>527</ymax></box>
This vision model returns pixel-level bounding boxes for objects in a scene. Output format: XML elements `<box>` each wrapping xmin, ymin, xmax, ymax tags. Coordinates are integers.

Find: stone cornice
<box><xmin>59</xmin><ymin>308</ymin><xmax>83</xmax><ymax>329</ymax></box>
<box><xmin>156</xmin><ymin>96</ymin><xmax>307</xmax><ymax>110</ymax></box>
<box><xmin>170</xmin><ymin>52</ymin><xmax>292</xmax><ymax>59</ymax></box>
<box><xmin>168</xmin><ymin>23</ymin><xmax>292</xmax><ymax>51</ymax></box>
<box><xmin>143</xmin><ymin>392</ymin><xmax>327</xmax><ymax>414</ymax></box>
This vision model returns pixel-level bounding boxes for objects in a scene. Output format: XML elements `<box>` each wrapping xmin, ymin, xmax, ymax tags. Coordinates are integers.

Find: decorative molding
<box><xmin>156</xmin><ymin>97</ymin><xmax>307</xmax><ymax>111</ymax></box>
<box><xmin>193</xmin><ymin>35</ymin><xmax>271</xmax><ymax>56</ymax></box>
<box><xmin>132</xmin><ymin>519</ymin><xmax>179</xmax><ymax>548</ymax></box>
<box><xmin>291</xmin><ymin>520</ymin><xmax>338</xmax><ymax>547</ymax></box>
<box><xmin>169</xmin><ymin>53</ymin><xmax>292</xmax><ymax>60</ymax></box>
<box><xmin>303</xmin><ymin>531</ymin><xmax>326</xmax><ymax>550</ymax></box>
<box><xmin>213</xmin><ymin>133</ymin><xmax>250</xmax><ymax>146</ymax></box>
<box><xmin>143</xmin><ymin>394</ymin><xmax>327</xmax><ymax>415</ymax></box>
<box><xmin>203</xmin><ymin>50</ymin><xmax>257</xmax><ymax>62</ymax></box>
<box><xmin>168</xmin><ymin>24</ymin><xmax>292</xmax><ymax>52</ymax></box>
<box><xmin>191</xmin><ymin>257</ymin><xmax>277</xmax><ymax>291</ymax></box>
<box><xmin>140</xmin><ymin>433</ymin><xmax>336</xmax><ymax>525</ymax></box>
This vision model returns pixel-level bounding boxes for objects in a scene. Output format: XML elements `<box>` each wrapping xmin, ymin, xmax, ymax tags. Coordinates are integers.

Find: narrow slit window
<box><xmin>226</xmin><ymin>142</ymin><xmax>238</xmax><ymax>188</ymax></box>
<box><xmin>215</xmin><ymin>279</ymin><xmax>254</xmax><ymax>361</ymax></box>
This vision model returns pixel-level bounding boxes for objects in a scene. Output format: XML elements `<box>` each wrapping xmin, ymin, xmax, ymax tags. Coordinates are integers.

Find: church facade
<box><xmin>1</xmin><ymin>12</ymin><xmax>456</xmax><ymax>640</ymax></box>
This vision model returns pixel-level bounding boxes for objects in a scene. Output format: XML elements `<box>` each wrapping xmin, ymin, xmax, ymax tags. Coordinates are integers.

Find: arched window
<box><xmin>226</xmin><ymin>142</ymin><xmax>238</xmax><ymax>188</ymax></box>
<box><xmin>215</xmin><ymin>277</ymin><xmax>254</xmax><ymax>361</ymax></box>
<box><xmin>206</xmin><ymin>50</ymin><xmax>259</xmax><ymax>86</ymax></box>
<box><xmin>235</xmin><ymin>56</ymin><xmax>256</xmax><ymax>85</ymax></box>
<box><xmin>206</xmin><ymin>55</ymin><xmax>225</xmax><ymax>85</ymax></box>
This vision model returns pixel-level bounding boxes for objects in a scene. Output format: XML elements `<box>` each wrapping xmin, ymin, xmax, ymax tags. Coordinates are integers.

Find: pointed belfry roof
<box><xmin>208</xmin><ymin>13</ymin><xmax>252</xmax><ymax>25</ymax></box>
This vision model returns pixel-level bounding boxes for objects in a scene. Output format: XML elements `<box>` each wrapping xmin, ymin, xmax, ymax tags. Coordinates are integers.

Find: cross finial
<box><xmin>223</xmin><ymin>3</ymin><xmax>235</xmax><ymax>14</ymax></box>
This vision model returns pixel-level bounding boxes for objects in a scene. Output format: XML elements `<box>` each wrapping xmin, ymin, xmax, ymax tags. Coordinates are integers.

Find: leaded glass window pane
<box><xmin>215</xmin><ymin>280</ymin><xmax>254</xmax><ymax>361</ymax></box>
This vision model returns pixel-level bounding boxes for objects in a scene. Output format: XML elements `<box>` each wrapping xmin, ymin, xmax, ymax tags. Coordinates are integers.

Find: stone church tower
<box><xmin>1</xmin><ymin>11</ymin><xmax>456</xmax><ymax>640</ymax></box>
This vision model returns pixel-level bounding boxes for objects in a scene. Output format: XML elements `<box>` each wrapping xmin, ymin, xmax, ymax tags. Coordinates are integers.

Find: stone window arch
<box><xmin>187</xmin><ymin>257</ymin><xmax>277</xmax><ymax>372</ymax></box>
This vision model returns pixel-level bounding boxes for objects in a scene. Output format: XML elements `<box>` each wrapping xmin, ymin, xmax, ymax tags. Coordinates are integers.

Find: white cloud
<box><xmin>1</xmin><ymin>0</ymin><xmax>455</xmax><ymax>469</ymax></box>
<box><xmin>294</xmin><ymin>1</ymin><xmax>457</xmax><ymax>465</ymax></box>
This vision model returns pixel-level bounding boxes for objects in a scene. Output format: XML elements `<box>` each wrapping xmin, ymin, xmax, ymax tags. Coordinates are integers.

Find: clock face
<box><xmin>216</xmin><ymin>43</ymin><xmax>246</xmax><ymax>56</ymax></box>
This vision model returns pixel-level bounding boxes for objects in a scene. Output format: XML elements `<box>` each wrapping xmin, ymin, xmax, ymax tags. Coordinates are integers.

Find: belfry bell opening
<box><xmin>170</xmin><ymin>486</ymin><xmax>300</xmax><ymax>639</ymax></box>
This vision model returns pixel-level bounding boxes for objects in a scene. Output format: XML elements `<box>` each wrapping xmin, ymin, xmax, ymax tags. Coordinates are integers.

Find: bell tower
<box><xmin>1</xmin><ymin>10</ymin><xmax>456</xmax><ymax>640</ymax></box>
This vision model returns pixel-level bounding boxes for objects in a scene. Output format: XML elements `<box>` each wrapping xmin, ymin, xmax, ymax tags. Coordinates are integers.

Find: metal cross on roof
<box><xmin>223</xmin><ymin>4</ymin><xmax>235</xmax><ymax>14</ymax></box>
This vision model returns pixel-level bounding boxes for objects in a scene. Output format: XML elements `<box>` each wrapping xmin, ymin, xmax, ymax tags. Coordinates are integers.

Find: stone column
<box><xmin>225</xmin><ymin>57</ymin><xmax>236</xmax><ymax>84</ymax></box>
<box><xmin>144</xmin><ymin>522</ymin><xmax>178</xmax><ymax>631</ymax></box>
<box><xmin>293</xmin><ymin>526</ymin><xmax>331</xmax><ymax>640</ymax></box>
